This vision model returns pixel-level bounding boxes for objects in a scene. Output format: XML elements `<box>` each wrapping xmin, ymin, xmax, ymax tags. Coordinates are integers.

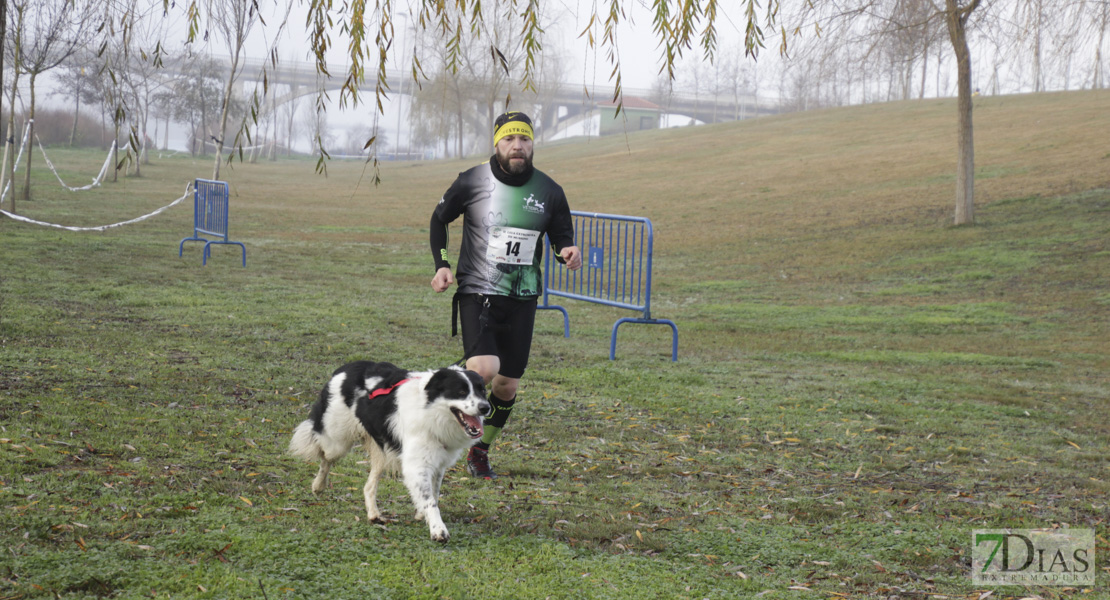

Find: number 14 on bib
<box><xmin>487</xmin><ymin>227</ymin><xmax>540</xmax><ymax>265</ymax></box>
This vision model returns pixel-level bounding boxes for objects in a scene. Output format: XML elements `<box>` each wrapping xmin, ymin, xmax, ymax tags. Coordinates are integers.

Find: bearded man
<box><xmin>429</xmin><ymin>111</ymin><xmax>582</xmax><ymax>479</ymax></box>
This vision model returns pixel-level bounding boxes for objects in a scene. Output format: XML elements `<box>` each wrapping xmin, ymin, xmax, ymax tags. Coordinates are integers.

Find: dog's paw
<box><xmin>414</xmin><ymin>511</ymin><xmax>426</xmax><ymax>522</ymax></box>
<box><xmin>430</xmin><ymin>527</ymin><xmax>450</xmax><ymax>543</ymax></box>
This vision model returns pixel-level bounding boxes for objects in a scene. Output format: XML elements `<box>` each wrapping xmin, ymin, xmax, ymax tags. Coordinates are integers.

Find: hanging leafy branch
<box><xmin>156</xmin><ymin>0</ymin><xmax>786</xmax><ymax>182</ymax></box>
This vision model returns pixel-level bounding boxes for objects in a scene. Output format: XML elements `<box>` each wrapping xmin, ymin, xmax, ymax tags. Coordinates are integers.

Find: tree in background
<box><xmin>944</xmin><ymin>0</ymin><xmax>981</xmax><ymax>226</ymax></box>
<box><xmin>163</xmin><ymin>55</ymin><xmax>226</xmax><ymax>158</ymax></box>
<box><xmin>94</xmin><ymin>0</ymin><xmax>152</xmax><ymax>183</ymax></box>
<box><xmin>50</xmin><ymin>59</ymin><xmax>106</xmax><ymax>147</ymax></box>
<box><xmin>3</xmin><ymin>0</ymin><xmax>96</xmax><ymax>209</ymax></box>
<box><xmin>407</xmin><ymin>1</ymin><xmax>564</xmax><ymax>156</ymax></box>
<box><xmin>205</xmin><ymin>0</ymin><xmax>259</xmax><ymax>180</ymax></box>
<box><xmin>1091</xmin><ymin>0</ymin><xmax>1110</xmax><ymax>89</ymax></box>
<box><xmin>301</xmin><ymin>103</ymin><xmax>333</xmax><ymax>156</ymax></box>
<box><xmin>277</xmin><ymin>85</ymin><xmax>303</xmax><ymax>157</ymax></box>
<box><xmin>790</xmin><ymin>0</ymin><xmax>983</xmax><ymax>224</ymax></box>
<box><xmin>119</xmin><ymin>12</ymin><xmax>176</xmax><ymax>174</ymax></box>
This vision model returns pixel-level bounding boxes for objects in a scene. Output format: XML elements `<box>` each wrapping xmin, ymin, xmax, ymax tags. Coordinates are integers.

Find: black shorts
<box><xmin>457</xmin><ymin>293</ymin><xmax>537</xmax><ymax>379</ymax></box>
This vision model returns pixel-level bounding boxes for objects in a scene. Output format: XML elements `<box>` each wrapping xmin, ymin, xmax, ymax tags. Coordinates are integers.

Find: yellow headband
<box><xmin>494</xmin><ymin>122</ymin><xmax>534</xmax><ymax>146</ymax></box>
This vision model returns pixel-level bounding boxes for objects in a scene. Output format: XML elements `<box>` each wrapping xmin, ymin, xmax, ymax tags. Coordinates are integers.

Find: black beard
<box><xmin>496</xmin><ymin>151</ymin><xmax>533</xmax><ymax>175</ymax></box>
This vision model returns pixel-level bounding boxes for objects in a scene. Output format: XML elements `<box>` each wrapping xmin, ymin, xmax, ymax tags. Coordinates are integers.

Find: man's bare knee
<box><xmin>466</xmin><ymin>356</ymin><xmax>500</xmax><ymax>385</ymax></box>
<box><xmin>491</xmin><ymin>376</ymin><xmax>519</xmax><ymax>401</ymax></box>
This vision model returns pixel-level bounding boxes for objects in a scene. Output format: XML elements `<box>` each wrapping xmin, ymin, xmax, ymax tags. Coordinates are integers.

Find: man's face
<box><xmin>495</xmin><ymin>134</ymin><xmax>534</xmax><ymax>175</ymax></box>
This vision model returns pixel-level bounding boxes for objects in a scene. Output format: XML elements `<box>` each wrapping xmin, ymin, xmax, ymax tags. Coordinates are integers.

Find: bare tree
<box><xmin>410</xmin><ymin>59</ymin><xmax>470</xmax><ymax>158</ymax></box>
<box><xmin>1013</xmin><ymin>0</ymin><xmax>1048</xmax><ymax>91</ymax></box>
<box><xmin>163</xmin><ymin>55</ymin><xmax>225</xmax><ymax>157</ymax></box>
<box><xmin>405</xmin><ymin>1</ymin><xmax>556</xmax><ymax>158</ymax></box>
<box><xmin>791</xmin><ymin>0</ymin><xmax>984</xmax><ymax>225</ymax></box>
<box><xmin>205</xmin><ymin>0</ymin><xmax>259</xmax><ymax>180</ymax></box>
<box><xmin>1091</xmin><ymin>0</ymin><xmax>1110</xmax><ymax>88</ymax></box>
<box><xmin>119</xmin><ymin>12</ymin><xmax>175</xmax><ymax>174</ymax></box>
<box><xmin>3</xmin><ymin>0</ymin><xmax>96</xmax><ymax>208</ymax></box>
<box><xmin>52</xmin><ymin>58</ymin><xmax>104</xmax><ymax>147</ymax></box>
<box><xmin>278</xmin><ymin>86</ymin><xmax>303</xmax><ymax>156</ymax></box>
<box><xmin>944</xmin><ymin>0</ymin><xmax>982</xmax><ymax>225</ymax></box>
<box><xmin>301</xmin><ymin>104</ymin><xmax>333</xmax><ymax>155</ymax></box>
<box><xmin>0</xmin><ymin>0</ymin><xmax>6</xmax><ymax>180</ymax></box>
<box><xmin>94</xmin><ymin>0</ymin><xmax>142</xmax><ymax>183</ymax></box>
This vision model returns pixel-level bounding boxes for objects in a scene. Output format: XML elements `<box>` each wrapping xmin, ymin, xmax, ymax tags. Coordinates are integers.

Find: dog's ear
<box><xmin>423</xmin><ymin>368</ymin><xmax>466</xmax><ymax>404</ymax></box>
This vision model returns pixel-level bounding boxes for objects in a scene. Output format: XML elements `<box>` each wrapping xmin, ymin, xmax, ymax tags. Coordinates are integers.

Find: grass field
<box><xmin>2</xmin><ymin>90</ymin><xmax>1109</xmax><ymax>599</ymax></box>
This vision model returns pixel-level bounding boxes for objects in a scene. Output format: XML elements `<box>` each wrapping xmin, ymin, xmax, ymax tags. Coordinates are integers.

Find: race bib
<box><xmin>486</xmin><ymin>226</ymin><xmax>540</xmax><ymax>265</ymax></box>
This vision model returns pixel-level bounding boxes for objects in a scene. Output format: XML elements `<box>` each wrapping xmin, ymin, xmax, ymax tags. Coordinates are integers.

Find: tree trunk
<box><xmin>0</xmin><ymin>0</ymin><xmax>7</xmax><ymax>211</ymax></box>
<box><xmin>141</xmin><ymin>121</ymin><xmax>150</xmax><ymax>165</ymax></box>
<box><xmin>135</xmin><ymin>128</ymin><xmax>144</xmax><ymax>176</ymax></box>
<box><xmin>1095</xmin><ymin>7</ymin><xmax>1107</xmax><ymax>89</ymax></box>
<box><xmin>919</xmin><ymin>39</ymin><xmax>929</xmax><ymax>99</ymax></box>
<box><xmin>1</xmin><ymin>78</ymin><xmax>15</xmax><ymax>213</ymax></box>
<box><xmin>213</xmin><ymin>86</ymin><xmax>230</xmax><ymax>179</ymax></box>
<box><xmin>4</xmin><ymin>11</ymin><xmax>20</xmax><ymax>212</ymax></box>
<box><xmin>455</xmin><ymin>109</ymin><xmax>463</xmax><ymax>157</ymax></box>
<box><xmin>21</xmin><ymin>72</ymin><xmax>37</xmax><ymax>204</ymax></box>
<box><xmin>111</xmin><ymin>120</ymin><xmax>119</xmax><ymax>183</ymax></box>
<box><xmin>269</xmin><ymin>90</ymin><xmax>277</xmax><ymax>161</ymax></box>
<box><xmin>213</xmin><ymin>48</ymin><xmax>242</xmax><ymax>180</ymax></box>
<box><xmin>200</xmin><ymin>95</ymin><xmax>208</xmax><ymax>158</ymax></box>
<box><xmin>1031</xmin><ymin>0</ymin><xmax>1043</xmax><ymax>92</ymax></box>
<box><xmin>945</xmin><ymin>0</ymin><xmax>979</xmax><ymax>226</ymax></box>
<box><xmin>70</xmin><ymin>82</ymin><xmax>81</xmax><ymax>146</ymax></box>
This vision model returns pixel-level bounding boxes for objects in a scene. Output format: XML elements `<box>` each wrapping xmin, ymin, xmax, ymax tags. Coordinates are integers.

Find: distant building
<box><xmin>597</xmin><ymin>97</ymin><xmax>662</xmax><ymax>136</ymax></box>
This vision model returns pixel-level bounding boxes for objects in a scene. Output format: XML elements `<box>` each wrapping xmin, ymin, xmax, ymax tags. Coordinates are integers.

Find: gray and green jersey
<box><xmin>431</xmin><ymin>160</ymin><xmax>575</xmax><ymax>298</ymax></box>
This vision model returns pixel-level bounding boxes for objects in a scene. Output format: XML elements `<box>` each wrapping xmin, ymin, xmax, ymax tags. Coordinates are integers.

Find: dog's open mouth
<box><xmin>451</xmin><ymin>408</ymin><xmax>484</xmax><ymax>439</ymax></box>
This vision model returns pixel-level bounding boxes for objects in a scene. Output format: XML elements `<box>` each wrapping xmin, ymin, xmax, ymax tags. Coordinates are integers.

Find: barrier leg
<box><xmin>201</xmin><ymin>240</ymin><xmax>248</xmax><ymax>267</ymax></box>
<box><xmin>179</xmin><ymin>236</ymin><xmax>204</xmax><ymax>257</ymax></box>
<box><xmin>537</xmin><ymin>304</ymin><xmax>570</xmax><ymax>338</ymax></box>
<box><xmin>611</xmin><ymin>318</ymin><xmax>679</xmax><ymax>362</ymax></box>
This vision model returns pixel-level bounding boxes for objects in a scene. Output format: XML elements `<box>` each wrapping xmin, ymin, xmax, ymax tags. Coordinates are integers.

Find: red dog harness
<box><xmin>367</xmin><ymin>379</ymin><xmax>410</xmax><ymax>400</ymax></box>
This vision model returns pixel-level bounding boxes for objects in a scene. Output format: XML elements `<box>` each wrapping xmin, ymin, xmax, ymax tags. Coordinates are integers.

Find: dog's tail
<box><xmin>288</xmin><ymin>420</ymin><xmax>324</xmax><ymax>462</ymax></box>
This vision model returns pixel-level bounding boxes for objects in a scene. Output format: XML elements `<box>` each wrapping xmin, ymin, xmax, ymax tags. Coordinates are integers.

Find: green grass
<box><xmin>3</xmin><ymin>90</ymin><xmax>1110</xmax><ymax>599</ymax></box>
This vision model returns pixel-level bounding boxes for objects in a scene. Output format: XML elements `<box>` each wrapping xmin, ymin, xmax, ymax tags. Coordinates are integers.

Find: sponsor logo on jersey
<box><xmin>522</xmin><ymin>193</ymin><xmax>545</xmax><ymax>214</ymax></box>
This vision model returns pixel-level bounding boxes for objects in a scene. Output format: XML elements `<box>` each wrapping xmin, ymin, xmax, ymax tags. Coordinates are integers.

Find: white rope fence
<box><xmin>0</xmin><ymin>182</ymin><xmax>192</xmax><ymax>232</ymax></box>
<box><xmin>1</xmin><ymin>118</ymin><xmax>192</xmax><ymax>232</ymax></box>
<box><xmin>2</xmin><ymin>120</ymin><xmax>116</xmax><ymax>199</ymax></box>
<box><xmin>37</xmin><ymin>135</ymin><xmax>116</xmax><ymax>192</ymax></box>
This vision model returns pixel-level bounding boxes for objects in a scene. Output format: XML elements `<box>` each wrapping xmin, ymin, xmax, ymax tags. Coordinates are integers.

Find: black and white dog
<box><xmin>289</xmin><ymin>361</ymin><xmax>489</xmax><ymax>542</ymax></box>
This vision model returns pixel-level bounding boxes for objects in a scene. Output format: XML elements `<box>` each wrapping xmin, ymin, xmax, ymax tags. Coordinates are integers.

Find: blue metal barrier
<box><xmin>178</xmin><ymin>179</ymin><xmax>246</xmax><ymax>266</ymax></box>
<box><xmin>540</xmin><ymin>211</ymin><xmax>678</xmax><ymax>361</ymax></box>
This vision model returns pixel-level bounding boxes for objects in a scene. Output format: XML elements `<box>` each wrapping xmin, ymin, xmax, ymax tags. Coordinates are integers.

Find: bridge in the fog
<box><xmin>181</xmin><ymin>55</ymin><xmax>778</xmax><ymax>133</ymax></box>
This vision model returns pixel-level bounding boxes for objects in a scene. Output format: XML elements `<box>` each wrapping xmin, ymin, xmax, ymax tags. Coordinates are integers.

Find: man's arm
<box><xmin>430</xmin><ymin>212</ymin><xmax>451</xmax><ymax>270</ymax></box>
<box><xmin>429</xmin><ymin>211</ymin><xmax>455</xmax><ymax>293</ymax></box>
<box><xmin>546</xmin><ymin>189</ymin><xmax>580</xmax><ymax>270</ymax></box>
